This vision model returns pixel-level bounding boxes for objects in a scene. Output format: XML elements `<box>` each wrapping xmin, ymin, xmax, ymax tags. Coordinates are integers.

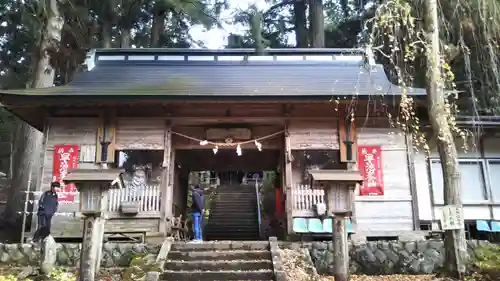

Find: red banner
<box><xmin>358</xmin><ymin>145</ymin><xmax>384</xmax><ymax>196</ymax></box>
<box><xmin>52</xmin><ymin>144</ymin><xmax>80</xmax><ymax>202</ymax></box>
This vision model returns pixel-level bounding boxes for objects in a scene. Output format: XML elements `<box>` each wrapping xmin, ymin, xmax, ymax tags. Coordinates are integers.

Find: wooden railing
<box><xmin>107</xmin><ymin>185</ymin><xmax>161</xmax><ymax>212</ymax></box>
<box><xmin>292</xmin><ymin>184</ymin><xmax>325</xmax><ymax>215</ymax></box>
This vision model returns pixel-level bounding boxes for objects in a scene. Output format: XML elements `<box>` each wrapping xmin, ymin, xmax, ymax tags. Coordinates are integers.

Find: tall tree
<box><xmin>424</xmin><ymin>0</ymin><xmax>468</xmax><ymax>277</ymax></box>
<box><xmin>308</xmin><ymin>0</ymin><xmax>325</xmax><ymax>47</ymax></box>
<box><xmin>293</xmin><ymin>1</ymin><xmax>308</xmax><ymax>47</ymax></box>
<box><xmin>2</xmin><ymin>0</ymin><xmax>64</xmax><ymax>240</ymax></box>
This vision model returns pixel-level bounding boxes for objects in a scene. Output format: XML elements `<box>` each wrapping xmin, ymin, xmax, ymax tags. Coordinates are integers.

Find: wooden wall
<box><xmin>287</xmin><ymin>119</ymin><xmax>416</xmax><ymax>235</ymax></box>
<box><xmin>115</xmin><ymin>118</ymin><xmax>165</xmax><ymax>150</ymax></box>
<box><xmin>36</xmin><ymin>117</ymin><xmax>165</xmax><ymax>237</ymax></box>
<box><xmin>40</xmin><ymin>117</ymin><xmax>100</xmax><ymax>237</ymax></box>
<box><xmin>416</xmin><ymin>133</ymin><xmax>500</xmax><ymax>224</ymax></box>
<box><xmin>288</xmin><ymin>120</ymin><xmax>340</xmax><ymax>188</ymax></box>
<box><xmin>288</xmin><ymin>121</ymin><xmax>339</xmax><ymax>150</ymax></box>
<box><xmin>355</xmin><ymin>126</ymin><xmax>415</xmax><ymax>233</ymax></box>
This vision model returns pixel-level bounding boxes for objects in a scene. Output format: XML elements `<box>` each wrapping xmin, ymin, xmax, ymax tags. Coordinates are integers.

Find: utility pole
<box><xmin>423</xmin><ymin>0</ymin><xmax>468</xmax><ymax>278</ymax></box>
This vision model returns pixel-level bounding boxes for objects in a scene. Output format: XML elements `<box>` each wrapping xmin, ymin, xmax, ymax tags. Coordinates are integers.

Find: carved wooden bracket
<box><xmin>95</xmin><ymin>110</ymin><xmax>116</xmax><ymax>163</ymax></box>
<box><xmin>338</xmin><ymin>118</ymin><xmax>357</xmax><ymax>163</ymax></box>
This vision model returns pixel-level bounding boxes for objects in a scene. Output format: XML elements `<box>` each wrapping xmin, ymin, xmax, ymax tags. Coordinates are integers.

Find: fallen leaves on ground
<box><xmin>319</xmin><ymin>275</ymin><xmax>444</xmax><ymax>281</ymax></box>
<box><xmin>279</xmin><ymin>248</ymin><xmax>319</xmax><ymax>281</ymax></box>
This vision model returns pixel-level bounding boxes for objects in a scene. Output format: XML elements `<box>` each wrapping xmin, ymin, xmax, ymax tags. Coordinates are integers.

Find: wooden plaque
<box><xmin>205</xmin><ymin>128</ymin><xmax>252</xmax><ymax>140</ymax></box>
<box><xmin>326</xmin><ymin>184</ymin><xmax>351</xmax><ymax>214</ymax></box>
<box><xmin>289</xmin><ymin>122</ymin><xmax>339</xmax><ymax>150</ymax></box>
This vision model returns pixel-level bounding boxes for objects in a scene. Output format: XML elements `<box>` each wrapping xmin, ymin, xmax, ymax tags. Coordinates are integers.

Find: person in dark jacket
<box><xmin>190</xmin><ymin>184</ymin><xmax>204</xmax><ymax>242</ymax></box>
<box><xmin>33</xmin><ymin>182</ymin><xmax>59</xmax><ymax>242</ymax></box>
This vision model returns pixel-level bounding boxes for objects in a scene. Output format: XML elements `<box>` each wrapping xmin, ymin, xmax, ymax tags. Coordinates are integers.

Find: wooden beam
<box><xmin>172</xmin><ymin>144</ymin><xmax>283</xmax><ymax>150</ymax></box>
<box><xmin>160</xmin><ymin>121</ymin><xmax>173</xmax><ymax>235</ymax></box>
<box><xmin>175</xmin><ymin>149</ymin><xmax>281</xmax><ymax>171</ymax></box>
<box><xmin>405</xmin><ymin>133</ymin><xmax>420</xmax><ymax>230</ymax></box>
<box><xmin>284</xmin><ymin>123</ymin><xmax>293</xmax><ymax>235</ymax></box>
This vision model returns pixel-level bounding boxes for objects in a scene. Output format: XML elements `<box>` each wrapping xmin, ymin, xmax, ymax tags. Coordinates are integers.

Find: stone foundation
<box><xmin>0</xmin><ymin>243</ymin><xmax>160</xmax><ymax>267</ymax></box>
<box><xmin>0</xmin><ymin>240</ymin><xmax>492</xmax><ymax>275</ymax></box>
<box><xmin>279</xmin><ymin>240</ymin><xmax>491</xmax><ymax>275</ymax></box>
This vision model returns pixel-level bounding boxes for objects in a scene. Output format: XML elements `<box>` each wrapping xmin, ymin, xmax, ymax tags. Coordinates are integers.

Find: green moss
<box><xmin>468</xmin><ymin>244</ymin><xmax>500</xmax><ymax>281</ymax></box>
<box><xmin>1</xmin><ymin>77</ymin><xmax>199</xmax><ymax>96</ymax></box>
<box><xmin>113</xmin><ymin>78</ymin><xmax>195</xmax><ymax>95</ymax></box>
<box><xmin>122</xmin><ymin>253</ymin><xmax>160</xmax><ymax>281</ymax></box>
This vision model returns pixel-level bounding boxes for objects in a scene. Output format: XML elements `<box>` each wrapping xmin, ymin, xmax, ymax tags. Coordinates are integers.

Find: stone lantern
<box><xmin>64</xmin><ymin>168</ymin><xmax>124</xmax><ymax>281</ymax></box>
<box><xmin>307</xmin><ymin>169</ymin><xmax>361</xmax><ymax>216</ymax></box>
<box><xmin>307</xmin><ymin>169</ymin><xmax>363</xmax><ymax>281</ymax></box>
<box><xmin>64</xmin><ymin>169</ymin><xmax>124</xmax><ymax>217</ymax></box>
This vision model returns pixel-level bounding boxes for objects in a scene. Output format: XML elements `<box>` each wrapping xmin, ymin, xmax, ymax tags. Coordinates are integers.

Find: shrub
<box><xmin>468</xmin><ymin>244</ymin><xmax>500</xmax><ymax>281</ymax></box>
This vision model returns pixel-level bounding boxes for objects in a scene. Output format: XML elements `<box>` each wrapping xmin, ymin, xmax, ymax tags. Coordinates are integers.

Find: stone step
<box><xmin>164</xmin><ymin>260</ymin><xmax>273</xmax><ymax>271</ymax></box>
<box><xmin>207</xmin><ymin>216</ymin><xmax>257</xmax><ymax>221</ymax></box>
<box><xmin>207</xmin><ymin>216</ymin><xmax>256</xmax><ymax>221</ymax></box>
<box><xmin>216</xmin><ymin>186</ymin><xmax>255</xmax><ymax>190</ymax></box>
<box><xmin>214</xmin><ymin>193</ymin><xmax>256</xmax><ymax>197</ymax></box>
<box><xmin>208</xmin><ymin>217</ymin><xmax>256</xmax><ymax>221</ymax></box>
<box><xmin>214</xmin><ymin>196</ymin><xmax>256</xmax><ymax>200</ymax></box>
<box><xmin>210</xmin><ymin>207</ymin><xmax>256</xmax><ymax>211</ymax></box>
<box><xmin>168</xmin><ymin>250</ymin><xmax>271</xmax><ymax>261</ymax></box>
<box><xmin>210</xmin><ymin>206</ymin><xmax>256</xmax><ymax>211</ymax></box>
<box><xmin>212</xmin><ymin>200</ymin><xmax>257</xmax><ymax>206</ymax></box>
<box><xmin>204</xmin><ymin>230</ymin><xmax>260</xmax><ymax>234</ymax></box>
<box><xmin>209</xmin><ymin>211</ymin><xmax>257</xmax><ymax>217</ymax></box>
<box><xmin>205</xmin><ymin>234</ymin><xmax>261</xmax><ymax>241</ymax></box>
<box><xmin>209</xmin><ymin>209</ymin><xmax>256</xmax><ymax>214</ymax></box>
<box><xmin>205</xmin><ymin>225</ymin><xmax>259</xmax><ymax>231</ymax></box>
<box><xmin>215</xmin><ymin>196</ymin><xmax>255</xmax><ymax>199</ymax></box>
<box><xmin>215</xmin><ymin>191</ymin><xmax>256</xmax><ymax>195</ymax></box>
<box><xmin>161</xmin><ymin>270</ymin><xmax>275</xmax><ymax>281</ymax></box>
<box><xmin>216</xmin><ymin>189</ymin><xmax>256</xmax><ymax>193</ymax></box>
<box><xmin>171</xmin><ymin>241</ymin><xmax>268</xmax><ymax>251</ymax></box>
<box><xmin>208</xmin><ymin>211</ymin><xmax>257</xmax><ymax>216</ymax></box>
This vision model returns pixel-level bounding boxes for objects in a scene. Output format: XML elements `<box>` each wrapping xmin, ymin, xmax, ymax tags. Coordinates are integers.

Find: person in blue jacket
<box><xmin>33</xmin><ymin>182</ymin><xmax>59</xmax><ymax>242</ymax></box>
<box><xmin>190</xmin><ymin>184</ymin><xmax>204</xmax><ymax>243</ymax></box>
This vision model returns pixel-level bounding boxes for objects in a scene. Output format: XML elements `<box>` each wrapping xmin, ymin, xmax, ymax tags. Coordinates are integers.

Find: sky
<box><xmin>188</xmin><ymin>0</ymin><xmax>270</xmax><ymax>49</ymax></box>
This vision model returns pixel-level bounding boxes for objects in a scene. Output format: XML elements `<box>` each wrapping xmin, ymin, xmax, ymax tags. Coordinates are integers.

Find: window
<box><xmin>291</xmin><ymin>150</ymin><xmax>346</xmax><ymax>185</ymax></box>
<box><xmin>115</xmin><ymin>150</ymin><xmax>164</xmax><ymax>188</ymax></box>
<box><xmin>430</xmin><ymin>160</ymin><xmax>487</xmax><ymax>204</ymax></box>
<box><xmin>486</xmin><ymin>161</ymin><xmax>500</xmax><ymax>202</ymax></box>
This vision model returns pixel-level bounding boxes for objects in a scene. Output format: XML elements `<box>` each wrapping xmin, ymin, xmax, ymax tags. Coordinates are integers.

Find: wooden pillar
<box><xmin>284</xmin><ymin>125</ymin><xmax>293</xmax><ymax>234</ymax></box>
<box><xmin>333</xmin><ymin>213</ymin><xmax>349</xmax><ymax>281</ymax></box>
<box><xmin>339</xmin><ymin>118</ymin><xmax>358</xmax><ymax>230</ymax></box>
<box><xmin>160</xmin><ymin>121</ymin><xmax>173</xmax><ymax>235</ymax></box>
<box><xmin>405</xmin><ymin>133</ymin><xmax>420</xmax><ymax>230</ymax></box>
<box><xmin>93</xmin><ymin>110</ymin><xmax>114</xmax><ymax>274</ymax></box>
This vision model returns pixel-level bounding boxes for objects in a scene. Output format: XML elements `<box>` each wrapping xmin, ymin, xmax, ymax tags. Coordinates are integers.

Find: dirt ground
<box><xmin>320</xmin><ymin>275</ymin><xmax>448</xmax><ymax>281</ymax></box>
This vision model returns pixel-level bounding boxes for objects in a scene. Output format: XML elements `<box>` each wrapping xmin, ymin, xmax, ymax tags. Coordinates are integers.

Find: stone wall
<box><xmin>279</xmin><ymin>240</ymin><xmax>492</xmax><ymax>275</ymax></box>
<box><xmin>0</xmin><ymin>243</ymin><xmax>160</xmax><ymax>267</ymax></box>
<box><xmin>0</xmin><ymin>240</ymin><xmax>493</xmax><ymax>275</ymax></box>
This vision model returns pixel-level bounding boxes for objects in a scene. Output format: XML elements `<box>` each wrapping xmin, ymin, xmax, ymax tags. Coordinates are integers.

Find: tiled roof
<box><xmin>0</xmin><ymin>48</ymin><xmax>425</xmax><ymax>98</ymax></box>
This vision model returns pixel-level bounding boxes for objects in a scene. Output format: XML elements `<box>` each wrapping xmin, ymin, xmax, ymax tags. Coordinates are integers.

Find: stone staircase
<box><xmin>161</xmin><ymin>241</ymin><xmax>275</xmax><ymax>281</ymax></box>
<box><xmin>205</xmin><ymin>184</ymin><xmax>260</xmax><ymax>241</ymax></box>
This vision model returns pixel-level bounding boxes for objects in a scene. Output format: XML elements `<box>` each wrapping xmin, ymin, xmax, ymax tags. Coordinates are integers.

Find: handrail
<box><xmin>254</xmin><ymin>178</ymin><xmax>262</xmax><ymax>239</ymax></box>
